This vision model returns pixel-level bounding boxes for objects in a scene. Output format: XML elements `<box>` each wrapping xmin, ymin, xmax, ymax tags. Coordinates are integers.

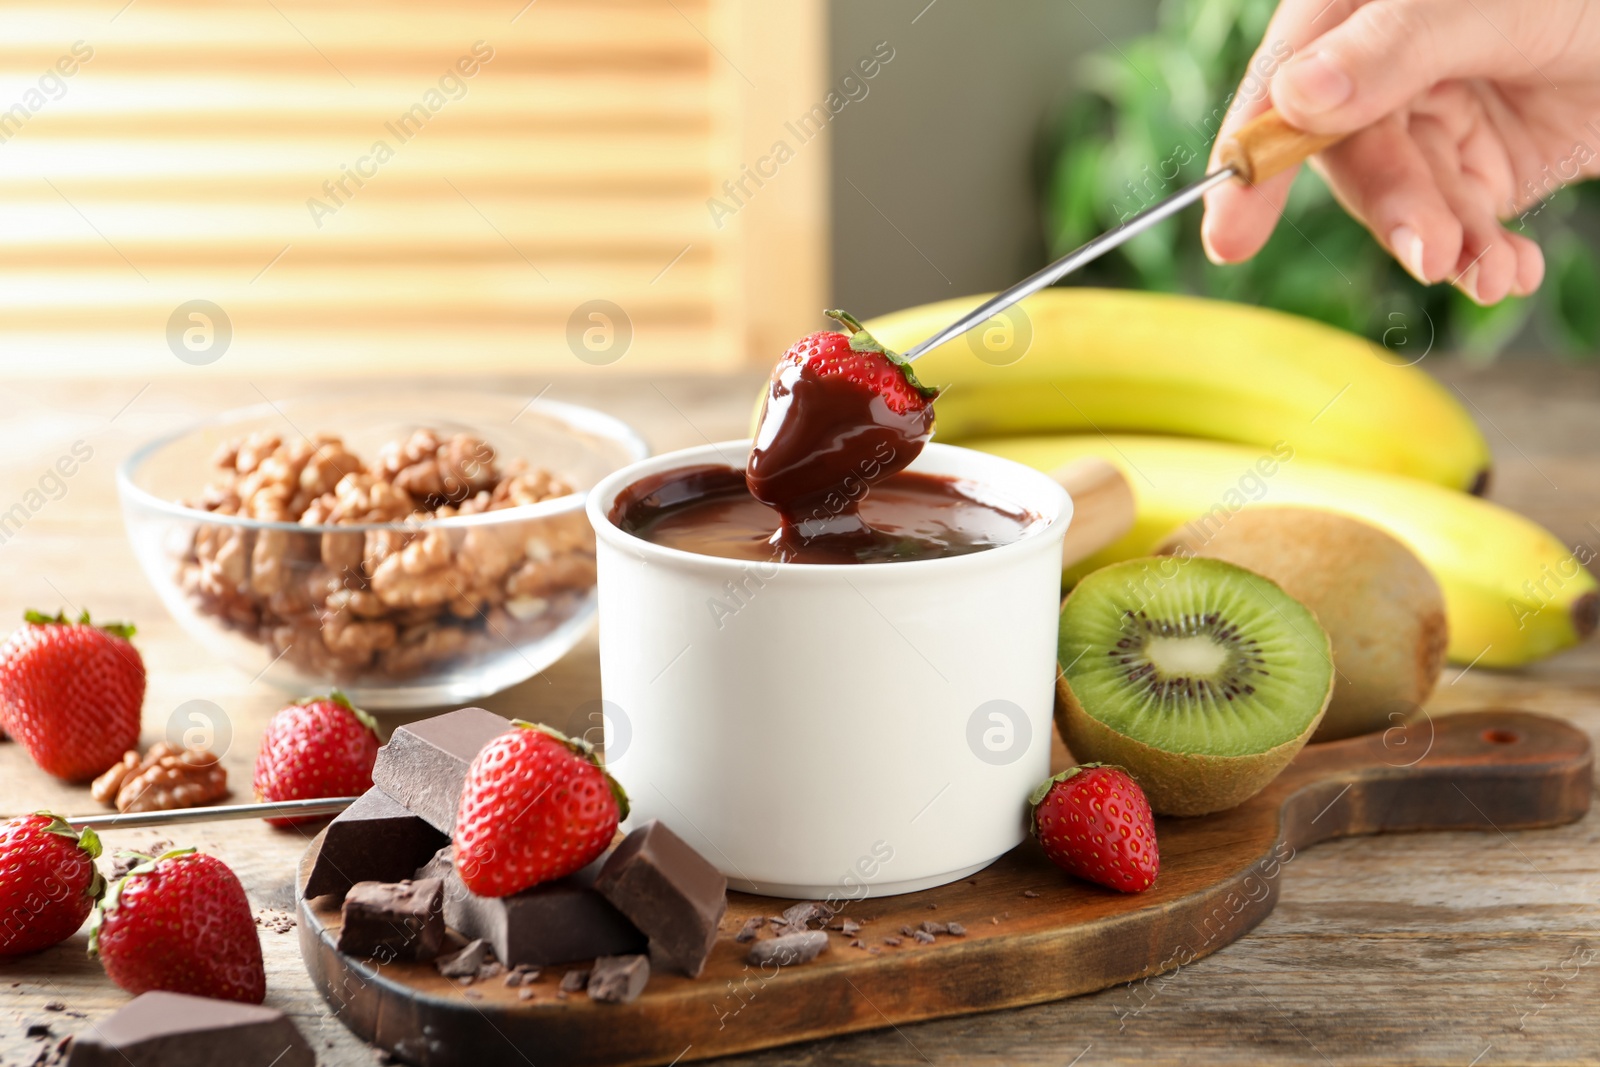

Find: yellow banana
<box><xmin>967</xmin><ymin>434</ymin><xmax>1598</xmax><ymax>669</ymax></box>
<box><xmin>862</xmin><ymin>289</ymin><xmax>1492</xmax><ymax>492</ymax></box>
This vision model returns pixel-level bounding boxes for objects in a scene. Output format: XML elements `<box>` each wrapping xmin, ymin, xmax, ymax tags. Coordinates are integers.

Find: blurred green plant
<box><xmin>1040</xmin><ymin>0</ymin><xmax>1600</xmax><ymax>358</ymax></box>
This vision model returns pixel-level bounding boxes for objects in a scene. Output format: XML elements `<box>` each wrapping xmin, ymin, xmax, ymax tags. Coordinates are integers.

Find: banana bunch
<box><xmin>864</xmin><ymin>289</ymin><xmax>1492</xmax><ymax>492</ymax></box>
<box><xmin>967</xmin><ymin>434</ymin><xmax>1597</xmax><ymax>669</ymax></box>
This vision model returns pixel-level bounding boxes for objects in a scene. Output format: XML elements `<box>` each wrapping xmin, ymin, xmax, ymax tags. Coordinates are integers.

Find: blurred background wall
<box><xmin>0</xmin><ymin>0</ymin><xmax>1589</xmax><ymax>379</ymax></box>
<box><xmin>827</xmin><ymin>0</ymin><xmax>1156</xmax><ymax>320</ymax></box>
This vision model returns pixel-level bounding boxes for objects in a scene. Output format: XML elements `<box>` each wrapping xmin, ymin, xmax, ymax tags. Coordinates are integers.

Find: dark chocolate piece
<box><xmin>781</xmin><ymin>901</ymin><xmax>826</xmax><ymax>929</ymax></box>
<box><xmin>587</xmin><ymin>955</ymin><xmax>650</xmax><ymax>1004</ymax></box>
<box><xmin>304</xmin><ymin>788</ymin><xmax>448</xmax><ymax>901</ymax></box>
<box><xmin>746</xmin><ymin>931</ymin><xmax>829</xmax><ymax>968</ymax></box>
<box><xmin>734</xmin><ymin>916</ymin><xmax>765</xmax><ymax>943</ymax></box>
<box><xmin>920</xmin><ymin>921</ymin><xmax>947</xmax><ymax>935</ymax></box>
<box><xmin>436</xmin><ymin>938</ymin><xmax>496</xmax><ymax>979</ymax></box>
<box><xmin>371</xmin><ymin>707</ymin><xmax>514</xmax><ymax>835</ymax></box>
<box><xmin>336</xmin><ymin>879</ymin><xmax>446</xmax><ymax>962</ymax></box>
<box><xmin>946</xmin><ymin>922</ymin><xmax>967</xmax><ymax>936</ymax></box>
<box><xmin>418</xmin><ymin>846</ymin><xmax>646</xmax><ymax>967</ymax></box>
<box><xmin>66</xmin><ymin>991</ymin><xmax>314</xmax><ymax>1067</ymax></box>
<box><xmin>559</xmin><ymin>969</ymin><xmax>589</xmax><ymax>993</ymax></box>
<box><xmin>594</xmin><ymin>820</ymin><xmax>727</xmax><ymax>978</ymax></box>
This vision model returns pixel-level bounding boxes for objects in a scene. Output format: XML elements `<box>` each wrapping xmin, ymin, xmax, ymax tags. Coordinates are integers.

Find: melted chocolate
<box><xmin>609</xmin><ymin>464</ymin><xmax>1036</xmax><ymax>565</ymax></box>
<box><xmin>746</xmin><ymin>362</ymin><xmax>934</xmax><ymax>545</ymax></box>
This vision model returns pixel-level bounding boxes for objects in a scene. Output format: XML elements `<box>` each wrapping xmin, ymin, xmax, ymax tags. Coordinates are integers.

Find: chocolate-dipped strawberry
<box><xmin>747</xmin><ymin>310</ymin><xmax>937</xmax><ymax>553</ymax></box>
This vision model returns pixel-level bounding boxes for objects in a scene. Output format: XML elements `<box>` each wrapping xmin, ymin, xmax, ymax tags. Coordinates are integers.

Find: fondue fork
<box><xmin>28</xmin><ymin>797</ymin><xmax>362</xmax><ymax>831</ymax></box>
<box><xmin>901</xmin><ymin>108</ymin><xmax>1343</xmax><ymax>362</ymax></box>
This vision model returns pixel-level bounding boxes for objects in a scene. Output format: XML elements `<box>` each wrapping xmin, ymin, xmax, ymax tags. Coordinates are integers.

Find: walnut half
<box><xmin>91</xmin><ymin>743</ymin><xmax>229</xmax><ymax>813</ymax></box>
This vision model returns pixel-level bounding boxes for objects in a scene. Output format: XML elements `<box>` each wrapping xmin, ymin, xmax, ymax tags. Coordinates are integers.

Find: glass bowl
<box><xmin>117</xmin><ymin>390</ymin><xmax>648</xmax><ymax>708</ymax></box>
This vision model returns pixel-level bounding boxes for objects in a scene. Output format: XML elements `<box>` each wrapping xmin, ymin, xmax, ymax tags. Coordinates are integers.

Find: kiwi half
<box><xmin>1055</xmin><ymin>556</ymin><xmax>1334</xmax><ymax>816</ymax></box>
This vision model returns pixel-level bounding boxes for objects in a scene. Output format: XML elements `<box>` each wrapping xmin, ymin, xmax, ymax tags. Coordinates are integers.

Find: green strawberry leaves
<box><xmin>824</xmin><ymin>308</ymin><xmax>940</xmax><ymax>400</ymax></box>
<box><xmin>31</xmin><ymin>812</ymin><xmax>105</xmax><ymax>903</ymax></box>
<box><xmin>23</xmin><ymin>609</ymin><xmax>136</xmax><ymax>641</ymax></box>
<box><xmin>511</xmin><ymin>720</ymin><xmax>631</xmax><ymax>822</ymax></box>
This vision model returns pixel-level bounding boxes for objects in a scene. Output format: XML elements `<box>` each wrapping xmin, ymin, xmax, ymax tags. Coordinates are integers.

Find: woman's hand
<box><xmin>1202</xmin><ymin>0</ymin><xmax>1600</xmax><ymax>304</ymax></box>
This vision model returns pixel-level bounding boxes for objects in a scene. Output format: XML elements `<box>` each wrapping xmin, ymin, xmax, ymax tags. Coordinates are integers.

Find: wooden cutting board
<box><xmin>297</xmin><ymin>709</ymin><xmax>1591</xmax><ymax>1067</ymax></box>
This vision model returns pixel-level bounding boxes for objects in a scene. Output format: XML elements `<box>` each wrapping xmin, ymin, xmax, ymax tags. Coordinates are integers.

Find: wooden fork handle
<box><xmin>1217</xmin><ymin>107</ymin><xmax>1346</xmax><ymax>185</ymax></box>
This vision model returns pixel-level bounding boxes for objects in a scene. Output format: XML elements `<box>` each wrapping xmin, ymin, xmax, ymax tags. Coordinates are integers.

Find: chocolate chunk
<box><xmin>503</xmin><ymin>966</ymin><xmax>541</xmax><ymax>987</ymax></box>
<box><xmin>436</xmin><ymin>938</ymin><xmax>495</xmax><ymax>978</ymax></box>
<box><xmin>371</xmin><ymin>707</ymin><xmax>514</xmax><ymax>834</ymax></box>
<box><xmin>304</xmin><ymin>788</ymin><xmax>448</xmax><ymax>901</ymax></box>
<box><xmin>882</xmin><ymin>936</ymin><xmax>902</xmax><ymax>947</ymax></box>
<box><xmin>417</xmin><ymin>846</ymin><xmax>645</xmax><ymax>967</ymax></box>
<box><xmin>781</xmin><ymin>901</ymin><xmax>825</xmax><ymax>929</ymax></box>
<box><xmin>734</xmin><ymin>917</ymin><xmax>766</xmax><ymax>943</ymax></box>
<box><xmin>920</xmin><ymin>921</ymin><xmax>947</xmax><ymax>936</ymax></box>
<box><xmin>587</xmin><ymin>955</ymin><xmax>650</xmax><ymax>1004</ymax></box>
<box><xmin>559</xmin><ymin>969</ymin><xmax>589</xmax><ymax>993</ymax></box>
<box><xmin>27</xmin><ymin>1023</ymin><xmax>51</xmax><ymax>1039</ymax></box>
<box><xmin>947</xmin><ymin>922</ymin><xmax>967</xmax><ymax>936</ymax></box>
<box><xmin>65</xmin><ymin>991</ymin><xmax>313</xmax><ymax>1067</ymax></box>
<box><xmin>594</xmin><ymin>821</ymin><xmax>727</xmax><ymax>978</ymax></box>
<box><xmin>746</xmin><ymin>931</ymin><xmax>829</xmax><ymax>968</ymax></box>
<box><xmin>1023</xmin><ymin>890</ymin><xmax>1041</xmax><ymax>898</ymax></box>
<box><xmin>839</xmin><ymin>919</ymin><xmax>861</xmax><ymax>936</ymax></box>
<box><xmin>336</xmin><ymin>879</ymin><xmax>446</xmax><ymax>962</ymax></box>
<box><xmin>912</xmin><ymin>930</ymin><xmax>935</xmax><ymax>944</ymax></box>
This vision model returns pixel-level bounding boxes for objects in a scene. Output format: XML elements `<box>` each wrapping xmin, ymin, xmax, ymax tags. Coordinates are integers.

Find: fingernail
<box><xmin>1456</xmin><ymin>262</ymin><xmax>1487</xmax><ymax>305</ymax></box>
<box><xmin>1200</xmin><ymin>216</ymin><xmax>1226</xmax><ymax>266</ymax></box>
<box><xmin>1389</xmin><ymin>226</ymin><xmax>1428</xmax><ymax>283</ymax></box>
<box><xmin>1279</xmin><ymin>52</ymin><xmax>1353</xmax><ymax>114</ymax></box>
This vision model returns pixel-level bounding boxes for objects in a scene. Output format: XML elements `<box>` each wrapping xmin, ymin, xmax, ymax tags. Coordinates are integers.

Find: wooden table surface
<box><xmin>1</xmin><ymin>363</ymin><xmax>1597</xmax><ymax>1067</ymax></box>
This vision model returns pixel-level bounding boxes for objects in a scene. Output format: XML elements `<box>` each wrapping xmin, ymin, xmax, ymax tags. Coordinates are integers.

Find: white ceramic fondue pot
<box><xmin>586</xmin><ymin>440</ymin><xmax>1070</xmax><ymax>899</ymax></box>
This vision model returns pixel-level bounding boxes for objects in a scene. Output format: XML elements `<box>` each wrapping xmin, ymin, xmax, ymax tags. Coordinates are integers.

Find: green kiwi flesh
<box><xmin>1055</xmin><ymin>556</ymin><xmax>1334</xmax><ymax>816</ymax></box>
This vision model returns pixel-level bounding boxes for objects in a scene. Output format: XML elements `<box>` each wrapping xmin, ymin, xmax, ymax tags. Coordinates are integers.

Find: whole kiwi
<box><xmin>1158</xmin><ymin>507</ymin><xmax>1447</xmax><ymax>742</ymax></box>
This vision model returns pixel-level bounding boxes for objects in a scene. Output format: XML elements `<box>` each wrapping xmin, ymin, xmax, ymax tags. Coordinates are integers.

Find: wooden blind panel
<box><xmin>0</xmin><ymin>0</ymin><xmax>826</xmax><ymax>377</ymax></box>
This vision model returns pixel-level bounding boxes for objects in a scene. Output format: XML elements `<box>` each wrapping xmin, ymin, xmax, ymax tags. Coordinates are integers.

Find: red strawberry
<box><xmin>89</xmin><ymin>848</ymin><xmax>265</xmax><ymax>1004</ymax></box>
<box><xmin>253</xmin><ymin>692</ymin><xmax>380</xmax><ymax>827</ymax></box>
<box><xmin>0</xmin><ymin>813</ymin><xmax>105</xmax><ymax>958</ymax></box>
<box><xmin>777</xmin><ymin>310</ymin><xmax>938</xmax><ymax>416</ymax></box>
<box><xmin>1029</xmin><ymin>764</ymin><xmax>1159</xmax><ymax>893</ymax></box>
<box><xmin>0</xmin><ymin>610</ymin><xmax>145</xmax><ymax>782</ymax></box>
<box><xmin>453</xmin><ymin>721</ymin><xmax>628</xmax><ymax>898</ymax></box>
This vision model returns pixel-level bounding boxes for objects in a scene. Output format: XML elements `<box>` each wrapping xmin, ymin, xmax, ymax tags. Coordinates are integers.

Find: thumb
<box><xmin>1271</xmin><ymin>0</ymin><xmax>1537</xmax><ymax>132</ymax></box>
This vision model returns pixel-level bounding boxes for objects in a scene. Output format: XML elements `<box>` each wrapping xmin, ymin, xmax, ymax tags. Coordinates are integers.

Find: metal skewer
<box><xmin>900</xmin><ymin>108</ymin><xmax>1345</xmax><ymax>363</ymax></box>
<box><xmin>901</xmin><ymin>169</ymin><xmax>1236</xmax><ymax>362</ymax></box>
<box><xmin>45</xmin><ymin>796</ymin><xmax>362</xmax><ymax>831</ymax></box>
